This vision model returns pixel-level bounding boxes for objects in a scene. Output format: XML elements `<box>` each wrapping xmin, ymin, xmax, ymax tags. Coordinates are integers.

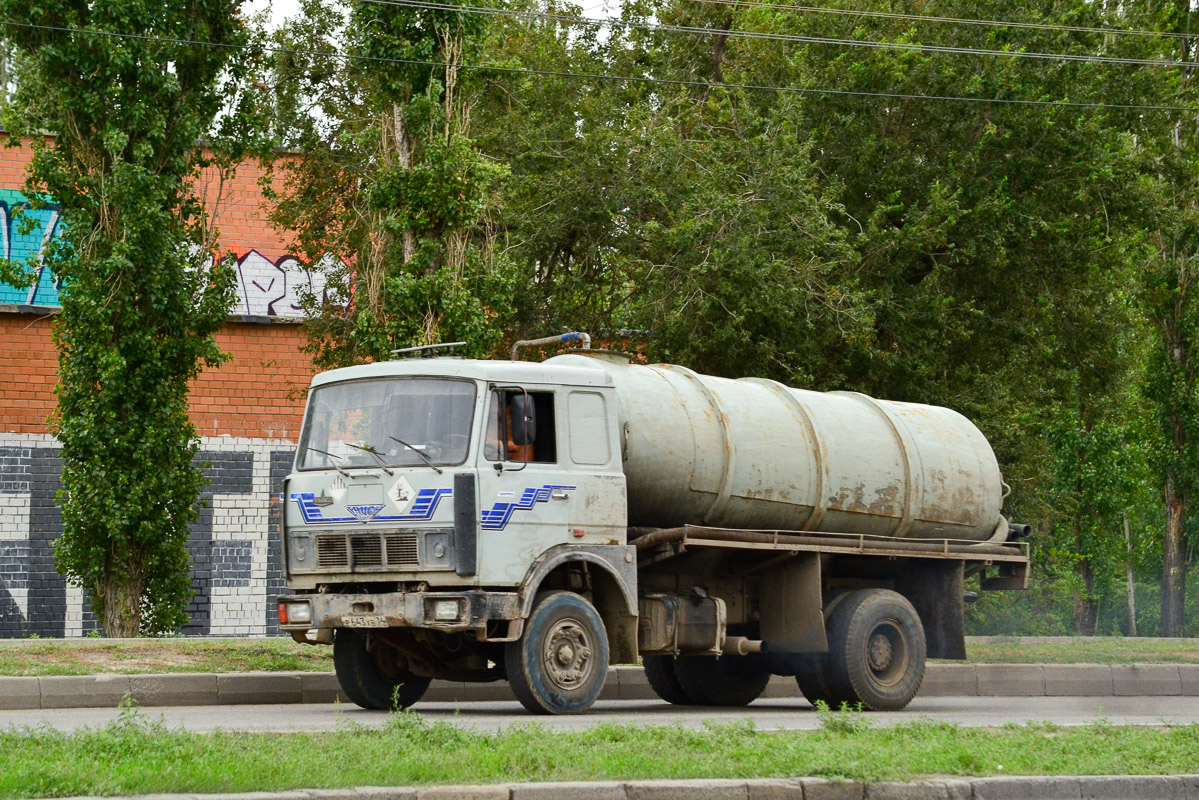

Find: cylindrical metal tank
<box><xmin>546</xmin><ymin>352</ymin><xmax>1006</xmax><ymax>541</ymax></box>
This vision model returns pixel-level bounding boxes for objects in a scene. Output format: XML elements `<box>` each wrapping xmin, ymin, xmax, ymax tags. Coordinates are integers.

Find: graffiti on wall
<box><xmin>0</xmin><ymin>189</ymin><xmax>330</xmax><ymax>318</ymax></box>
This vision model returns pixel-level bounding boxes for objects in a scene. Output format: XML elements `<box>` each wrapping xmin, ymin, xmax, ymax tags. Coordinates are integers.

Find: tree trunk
<box><xmin>394</xmin><ymin>103</ymin><xmax>419</xmax><ymax>268</ymax></box>
<box><xmin>1073</xmin><ymin>552</ymin><xmax>1098</xmax><ymax>635</ymax></box>
<box><xmin>1162</xmin><ymin>470</ymin><xmax>1188</xmax><ymax>637</ymax></box>
<box><xmin>1124</xmin><ymin>511</ymin><xmax>1138</xmax><ymax>637</ymax></box>
<box><xmin>100</xmin><ymin>564</ymin><xmax>144</xmax><ymax>638</ymax></box>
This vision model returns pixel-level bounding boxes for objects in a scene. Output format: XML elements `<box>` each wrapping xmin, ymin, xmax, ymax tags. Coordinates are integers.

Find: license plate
<box><xmin>342</xmin><ymin>615</ymin><xmax>388</xmax><ymax>628</ymax></box>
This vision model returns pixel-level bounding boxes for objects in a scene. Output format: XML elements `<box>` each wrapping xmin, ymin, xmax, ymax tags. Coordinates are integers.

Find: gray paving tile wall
<box><xmin>0</xmin><ymin>439</ymin><xmax>296</xmax><ymax>638</ymax></box>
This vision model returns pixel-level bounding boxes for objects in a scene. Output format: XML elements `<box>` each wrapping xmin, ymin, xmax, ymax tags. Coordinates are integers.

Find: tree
<box><xmin>267</xmin><ymin>0</ymin><xmax>513</xmax><ymax>367</ymax></box>
<box><xmin>0</xmin><ymin>1</ymin><xmax>250</xmax><ymax>635</ymax></box>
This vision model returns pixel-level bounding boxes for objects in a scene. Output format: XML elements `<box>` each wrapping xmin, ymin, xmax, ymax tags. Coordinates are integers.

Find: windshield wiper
<box><xmin>305</xmin><ymin>447</ymin><xmax>351</xmax><ymax>478</ymax></box>
<box><xmin>343</xmin><ymin>442</ymin><xmax>396</xmax><ymax>475</ymax></box>
<box><xmin>389</xmin><ymin>436</ymin><xmax>444</xmax><ymax>475</ymax></box>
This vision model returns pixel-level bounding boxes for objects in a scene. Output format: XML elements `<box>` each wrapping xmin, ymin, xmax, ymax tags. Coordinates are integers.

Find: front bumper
<box><xmin>278</xmin><ymin>590</ymin><xmax>520</xmax><ymax>635</ymax></box>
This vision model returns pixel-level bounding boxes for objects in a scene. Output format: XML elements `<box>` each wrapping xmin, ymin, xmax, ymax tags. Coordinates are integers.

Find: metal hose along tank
<box><xmin>546</xmin><ymin>351</ymin><xmax>1007</xmax><ymax>541</ymax></box>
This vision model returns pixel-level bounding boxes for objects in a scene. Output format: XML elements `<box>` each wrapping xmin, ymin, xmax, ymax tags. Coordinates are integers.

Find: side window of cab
<box><xmin>484</xmin><ymin>390</ymin><xmax>557</xmax><ymax>463</ymax></box>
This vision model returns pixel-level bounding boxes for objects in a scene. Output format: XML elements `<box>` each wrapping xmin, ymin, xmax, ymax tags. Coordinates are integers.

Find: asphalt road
<box><xmin>3</xmin><ymin>695</ymin><xmax>1199</xmax><ymax>734</ymax></box>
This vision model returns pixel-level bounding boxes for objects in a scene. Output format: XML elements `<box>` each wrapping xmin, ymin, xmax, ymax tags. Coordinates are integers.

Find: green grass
<box><xmin>0</xmin><ymin>639</ymin><xmax>333</xmax><ymax>676</ymax></box>
<box><xmin>958</xmin><ymin>638</ymin><xmax>1199</xmax><ymax>665</ymax></box>
<box><xmin>2</xmin><ymin>704</ymin><xmax>1198</xmax><ymax>798</ymax></box>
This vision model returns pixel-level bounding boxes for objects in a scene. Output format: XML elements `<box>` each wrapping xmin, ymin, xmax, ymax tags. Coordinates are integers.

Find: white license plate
<box><xmin>342</xmin><ymin>615</ymin><xmax>388</xmax><ymax>628</ymax></box>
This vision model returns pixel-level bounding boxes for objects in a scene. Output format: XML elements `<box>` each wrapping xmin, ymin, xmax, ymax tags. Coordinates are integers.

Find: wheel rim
<box><xmin>542</xmin><ymin>617</ymin><xmax>594</xmax><ymax>691</ymax></box>
<box><xmin>865</xmin><ymin>618</ymin><xmax>909</xmax><ymax>687</ymax></box>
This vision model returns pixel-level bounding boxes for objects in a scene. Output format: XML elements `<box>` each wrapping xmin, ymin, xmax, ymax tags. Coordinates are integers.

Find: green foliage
<box><xmin>265</xmin><ymin>0</ymin><xmax>515</xmax><ymax>368</ymax></box>
<box><xmin>257</xmin><ymin>0</ymin><xmax>1199</xmax><ymax>634</ymax></box>
<box><xmin>0</xmin><ymin>0</ymin><xmax>250</xmax><ymax>635</ymax></box>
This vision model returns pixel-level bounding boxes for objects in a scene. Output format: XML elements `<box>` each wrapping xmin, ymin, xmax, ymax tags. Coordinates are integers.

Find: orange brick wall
<box><xmin>0</xmin><ymin>314</ymin><xmax>316</xmax><ymax>438</ymax></box>
<box><xmin>0</xmin><ymin>314</ymin><xmax>58</xmax><ymax>434</ymax></box>
<box><xmin>0</xmin><ymin>136</ymin><xmax>318</xmax><ymax>440</ymax></box>
<box><xmin>192</xmin><ymin>322</ymin><xmax>315</xmax><ymax>440</ymax></box>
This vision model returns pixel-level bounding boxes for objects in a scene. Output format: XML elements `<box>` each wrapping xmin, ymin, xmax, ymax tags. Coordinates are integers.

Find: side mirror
<box><xmin>509</xmin><ymin>394</ymin><xmax>536</xmax><ymax>446</ymax></box>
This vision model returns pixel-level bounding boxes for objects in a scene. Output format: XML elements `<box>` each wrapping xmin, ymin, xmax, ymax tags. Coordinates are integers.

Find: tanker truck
<box><xmin>276</xmin><ymin>334</ymin><xmax>1029</xmax><ymax>715</ymax></box>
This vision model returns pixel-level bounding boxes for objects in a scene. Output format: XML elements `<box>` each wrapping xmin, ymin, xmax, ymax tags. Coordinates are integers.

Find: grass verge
<box><xmin>0</xmin><ymin>639</ymin><xmax>332</xmax><ymax>676</ymax></box>
<box><xmin>956</xmin><ymin>638</ymin><xmax>1199</xmax><ymax>665</ymax></box>
<box><xmin>2</xmin><ymin>703</ymin><xmax>1198</xmax><ymax>798</ymax></box>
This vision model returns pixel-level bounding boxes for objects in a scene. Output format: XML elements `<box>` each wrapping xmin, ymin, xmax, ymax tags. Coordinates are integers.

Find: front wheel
<box><xmin>333</xmin><ymin>629</ymin><xmax>431</xmax><ymax>710</ymax></box>
<box><xmin>506</xmin><ymin>591</ymin><xmax>610</xmax><ymax>714</ymax></box>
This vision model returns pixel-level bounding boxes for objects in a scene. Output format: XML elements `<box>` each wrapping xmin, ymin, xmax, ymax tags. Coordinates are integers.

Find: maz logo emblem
<box><xmin>345</xmin><ymin>504</ymin><xmax>385</xmax><ymax>523</ymax></box>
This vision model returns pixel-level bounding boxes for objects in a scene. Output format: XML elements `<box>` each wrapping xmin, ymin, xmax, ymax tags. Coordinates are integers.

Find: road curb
<box><xmin>5</xmin><ymin>664</ymin><xmax>1199</xmax><ymax>710</ymax></box>
<box><xmin>22</xmin><ymin>775</ymin><xmax>1199</xmax><ymax>800</ymax></box>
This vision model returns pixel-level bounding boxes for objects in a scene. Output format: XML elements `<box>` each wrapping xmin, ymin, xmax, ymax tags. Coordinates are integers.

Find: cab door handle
<box><xmin>551</xmin><ymin>489</ymin><xmax>570</xmax><ymax>500</ymax></box>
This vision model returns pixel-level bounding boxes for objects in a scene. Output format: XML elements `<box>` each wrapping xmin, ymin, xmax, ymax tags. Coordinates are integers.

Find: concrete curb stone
<box><xmin>1043</xmin><ymin>665</ymin><xmax>1112</xmax><ymax>697</ymax></box>
<box><xmin>509</xmin><ymin>781</ymin><xmax>627</xmax><ymax>799</ymax></box>
<box><xmin>920</xmin><ymin>665</ymin><xmax>977</xmax><ymax>697</ymax></box>
<box><xmin>0</xmin><ymin>676</ymin><xmax>40</xmax><ymax>710</ymax></box>
<box><xmin>40</xmin><ymin>674</ymin><xmax>132</xmax><ymax>709</ymax></box>
<box><xmin>800</xmin><ymin>778</ymin><xmax>866</xmax><ymax>800</ymax></box>
<box><xmin>971</xmin><ymin>777</ymin><xmax>1081</xmax><ymax>799</ymax></box>
<box><xmin>26</xmin><ymin>777</ymin><xmax>1199</xmax><ymax>800</ymax></box>
<box><xmin>744</xmin><ymin>779</ymin><xmax>804</xmax><ymax>799</ymax></box>
<box><xmin>299</xmin><ymin>672</ymin><xmax>344</xmax><ymax>704</ymax></box>
<box><xmin>216</xmin><ymin>673</ymin><xmax>303</xmax><ymax>705</ymax></box>
<box><xmin>624</xmin><ymin>779</ymin><xmax>749</xmax><ymax>799</ymax></box>
<box><xmin>130</xmin><ymin>674</ymin><xmax>219</xmax><ymax>707</ymax></box>
<box><xmin>1078</xmin><ymin>775</ymin><xmax>1187</xmax><ymax>799</ymax></box>
<box><xmin>1111</xmin><ymin>665</ymin><xmax>1181</xmax><ymax>696</ymax></box>
<box><xmin>413</xmin><ymin>787</ymin><xmax>507</xmax><ymax>799</ymax></box>
<box><xmin>974</xmin><ymin>665</ymin><xmax>1044</xmax><ymax>697</ymax></box>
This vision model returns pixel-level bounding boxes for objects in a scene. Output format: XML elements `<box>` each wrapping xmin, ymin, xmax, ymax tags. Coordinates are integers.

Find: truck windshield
<box><xmin>297</xmin><ymin>378</ymin><xmax>476</xmax><ymax>470</ymax></box>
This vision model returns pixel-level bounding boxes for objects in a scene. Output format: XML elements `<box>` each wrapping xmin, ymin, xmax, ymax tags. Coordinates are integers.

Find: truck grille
<box><xmin>386</xmin><ymin>534</ymin><xmax>420</xmax><ymax>567</ymax></box>
<box><xmin>317</xmin><ymin>536</ymin><xmax>348</xmax><ymax>568</ymax></box>
<box><xmin>351</xmin><ymin>535</ymin><xmax>383</xmax><ymax>567</ymax></box>
<box><xmin>314</xmin><ymin>532</ymin><xmax>423</xmax><ymax>570</ymax></box>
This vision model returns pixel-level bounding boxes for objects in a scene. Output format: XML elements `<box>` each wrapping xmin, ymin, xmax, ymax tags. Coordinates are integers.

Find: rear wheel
<box><xmin>794</xmin><ymin>592</ymin><xmax>855</xmax><ymax>709</ymax></box>
<box><xmin>674</xmin><ymin>654</ymin><xmax>771</xmax><ymax>706</ymax></box>
<box><xmin>333</xmin><ymin>629</ymin><xmax>431</xmax><ymax>710</ymax></box>
<box><xmin>825</xmin><ymin>589</ymin><xmax>926</xmax><ymax>711</ymax></box>
<box><xmin>643</xmin><ymin>655</ymin><xmax>694</xmax><ymax>705</ymax></box>
<box><xmin>505</xmin><ymin>591</ymin><xmax>609</xmax><ymax>714</ymax></box>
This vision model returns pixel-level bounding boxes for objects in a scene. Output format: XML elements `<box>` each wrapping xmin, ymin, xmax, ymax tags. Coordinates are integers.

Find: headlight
<box><xmin>433</xmin><ymin>599</ymin><xmax>460</xmax><ymax>621</ymax></box>
<box><xmin>280</xmin><ymin>601</ymin><xmax>312</xmax><ymax>625</ymax></box>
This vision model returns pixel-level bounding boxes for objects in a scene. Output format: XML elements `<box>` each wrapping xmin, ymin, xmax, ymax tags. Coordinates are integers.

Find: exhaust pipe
<box><xmin>723</xmin><ymin>636</ymin><xmax>768</xmax><ymax>655</ymax></box>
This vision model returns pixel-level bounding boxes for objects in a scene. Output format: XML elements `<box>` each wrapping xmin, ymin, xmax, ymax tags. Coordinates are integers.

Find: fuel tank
<box><xmin>546</xmin><ymin>352</ymin><xmax>1006</xmax><ymax>541</ymax></box>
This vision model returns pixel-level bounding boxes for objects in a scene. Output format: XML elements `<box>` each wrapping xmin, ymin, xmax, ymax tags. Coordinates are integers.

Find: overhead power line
<box><xmin>0</xmin><ymin>18</ymin><xmax>1194</xmax><ymax>113</ymax></box>
<box><xmin>686</xmin><ymin>0</ymin><xmax>1192</xmax><ymax>41</ymax></box>
<box><xmin>357</xmin><ymin>0</ymin><xmax>1199</xmax><ymax>69</ymax></box>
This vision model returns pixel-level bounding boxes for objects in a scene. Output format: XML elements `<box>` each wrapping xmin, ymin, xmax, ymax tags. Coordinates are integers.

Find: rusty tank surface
<box><xmin>546</xmin><ymin>351</ymin><xmax>1006</xmax><ymax>541</ymax></box>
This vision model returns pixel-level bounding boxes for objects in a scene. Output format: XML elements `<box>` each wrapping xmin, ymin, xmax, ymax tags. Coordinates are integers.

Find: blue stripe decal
<box><xmin>481</xmin><ymin>484</ymin><xmax>576</xmax><ymax>530</ymax></box>
<box><xmin>290</xmin><ymin>487</ymin><xmax>452</xmax><ymax>524</ymax></box>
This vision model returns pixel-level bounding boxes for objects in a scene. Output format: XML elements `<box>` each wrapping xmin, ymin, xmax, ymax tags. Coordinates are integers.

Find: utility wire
<box><xmin>685</xmin><ymin>0</ymin><xmax>1192</xmax><ymax>41</ymax></box>
<box><xmin>0</xmin><ymin>19</ymin><xmax>1194</xmax><ymax>112</ymax></box>
<box><xmin>356</xmin><ymin>0</ymin><xmax>1199</xmax><ymax>69</ymax></box>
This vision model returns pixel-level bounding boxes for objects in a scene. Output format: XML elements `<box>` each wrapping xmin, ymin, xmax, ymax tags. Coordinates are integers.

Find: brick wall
<box><xmin>0</xmin><ymin>136</ymin><xmax>321</xmax><ymax>637</ymax></box>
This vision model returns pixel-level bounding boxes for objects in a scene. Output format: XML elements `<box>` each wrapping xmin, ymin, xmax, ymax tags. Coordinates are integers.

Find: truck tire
<box><xmin>673</xmin><ymin>655</ymin><xmax>771</xmax><ymax>706</ymax></box>
<box><xmin>825</xmin><ymin>589</ymin><xmax>926</xmax><ymax>711</ymax></box>
<box><xmin>643</xmin><ymin>655</ymin><xmax>694</xmax><ymax>705</ymax></box>
<box><xmin>793</xmin><ymin>592</ymin><xmax>855</xmax><ymax>709</ymax></box>
<box><xmin>505</xmin><ymin>591</ymin><xmax>610</xmax><ymax>715</ymax></box>
<box><xmin>333</xmin><ymin>629</ymin><xmax>431</xmax><ymax>711</ymax></box>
